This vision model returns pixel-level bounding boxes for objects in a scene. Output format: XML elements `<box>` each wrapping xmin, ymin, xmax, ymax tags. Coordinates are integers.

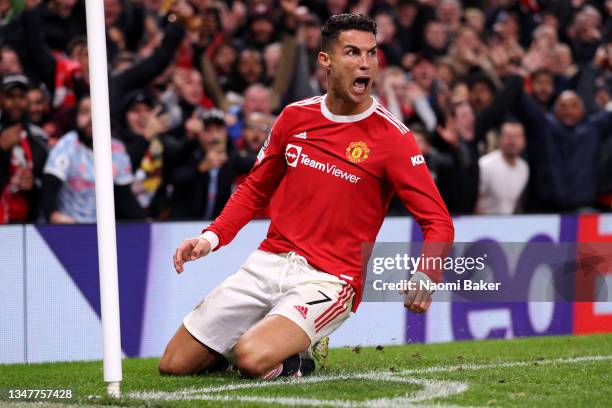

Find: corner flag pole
<box><xmin>84</xmin><ymin>0</ymin><xmax>123</xmax><ymax>398</ymax></box>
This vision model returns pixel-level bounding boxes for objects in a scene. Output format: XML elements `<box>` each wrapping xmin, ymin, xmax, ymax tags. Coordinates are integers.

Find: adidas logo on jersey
<box><xmin>293</xmin><ymin>131</ymin><xmax>307</xmax><ymax>139</ymax></box>
<box><xmin>294</xmin><ymin>305</ymin><xmax>308</xmax><ymax>319</ymax></box>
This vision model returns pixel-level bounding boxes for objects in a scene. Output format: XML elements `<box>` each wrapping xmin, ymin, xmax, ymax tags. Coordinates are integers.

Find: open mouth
<box><xmin>352</xmin><ymin>77</ymin><xmax>370</xmax><ymax>94</ymax></box>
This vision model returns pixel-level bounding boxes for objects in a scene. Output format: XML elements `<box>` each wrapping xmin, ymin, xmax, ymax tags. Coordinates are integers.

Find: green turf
<box><xmin>1</xmin><ymin>334</ymin><xmax>611</xmax><ymax>407</ymax></box>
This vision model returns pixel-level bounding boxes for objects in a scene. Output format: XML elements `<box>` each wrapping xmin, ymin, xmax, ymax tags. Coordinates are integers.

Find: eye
<box><xmin>369</xmin><ymin>50</ymin><xmax>377</xmax><ymax>56</ymax></box>
<box><xmin>347</xmin><ymin>49</ymin><xmax>356</xmax><ymax>56</ymax></box>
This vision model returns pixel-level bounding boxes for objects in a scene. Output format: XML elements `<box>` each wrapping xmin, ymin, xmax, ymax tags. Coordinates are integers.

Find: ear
<box><xmin>318</xmin><ymin>51</ymin><xmax>331</xmax><ymax>70</ymax></box>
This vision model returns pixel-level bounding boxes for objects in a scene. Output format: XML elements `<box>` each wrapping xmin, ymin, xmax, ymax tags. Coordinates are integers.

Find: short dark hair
<box><xmin>321</xmin><ymin>14</ymin><xmax>377</xmax><ymax>52</ymax></box>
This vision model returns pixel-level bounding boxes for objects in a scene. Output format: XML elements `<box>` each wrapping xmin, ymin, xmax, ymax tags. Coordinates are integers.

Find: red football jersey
<box><xmin>205</xmin><ymin>95</ymin><xmax>454</xmax><ymax>309</ymax></box>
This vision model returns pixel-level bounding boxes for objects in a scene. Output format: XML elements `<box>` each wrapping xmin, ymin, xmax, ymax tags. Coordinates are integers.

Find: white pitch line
<box><xmin>126</xmin><ymin>354</ymin><xmax>612</xmax><ymax>407</ymax></box>
<box><xmin>398</xmin><ymin>354</ymin><xmax>612</xmax><ymax>376</ymax></box>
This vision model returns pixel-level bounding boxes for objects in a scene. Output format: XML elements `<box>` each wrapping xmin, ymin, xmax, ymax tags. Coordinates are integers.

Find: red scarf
<box><xmin>0</xmin><ymin>131</ymin><xmax>34</xmax><ymax>223</ymax></box>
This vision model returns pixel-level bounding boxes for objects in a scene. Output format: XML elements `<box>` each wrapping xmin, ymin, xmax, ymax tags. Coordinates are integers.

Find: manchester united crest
<box><xmin>346</xmin><ymin>141</ymin><xmax>370</xmax><ymax>163</ymax></box>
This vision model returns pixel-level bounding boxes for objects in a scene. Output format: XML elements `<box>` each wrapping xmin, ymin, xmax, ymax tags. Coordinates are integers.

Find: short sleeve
<box><xmin>111</xmin><ymin>140</ymin><xmax>134</xmax><ymax>186</ymax></box>
<box><xmin>44</xmin><ymin>137</ymin><xmax>73</xmax><ymax>181</ymax></box>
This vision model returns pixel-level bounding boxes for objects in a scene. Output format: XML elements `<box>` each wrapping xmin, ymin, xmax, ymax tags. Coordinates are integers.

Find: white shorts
<box><xmin>183</xmin><ymin>250</ymin><xmax>354</xmax><ymax>362</ymax></box>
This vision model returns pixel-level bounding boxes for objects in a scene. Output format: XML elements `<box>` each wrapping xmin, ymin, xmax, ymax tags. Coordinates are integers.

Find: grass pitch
<box><xmin>1</xmin><ymin>334</ymin><xmax>611</xmax><ymax>407</ymax></box>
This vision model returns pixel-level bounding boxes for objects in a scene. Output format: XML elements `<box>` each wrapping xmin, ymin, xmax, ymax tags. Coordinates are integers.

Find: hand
<box><xmin>406</xmin><ymin>81</ymin><xmax>424</xmax><ymax>101</ymax></box>
<box><xmin>401</xmin><ymin>53</ymin><xmax>417</xmax><ymax>71</ymax></box>
<box><xmin>0</xmin><ymin>124</ymin><xmax>23</xmax><ymax>151</ymax></box>
<box><xmin>436</xmin><ymin>118</ymin><xmax>459</xmax><ymax>147</ymax></box>
<box><xmin>17</xmin><ymin>170</ymin><xmax>34</xmax><ymax>191</ymax></box>
<box><xmin>172</xmin><ymin>0</ymin><xmax>194</xmax><ymax>21</ymax></box>
<box><xmin>198</xmin><ymin>148</ymin><xmax>228</xmax><ymax>172</ymax></box>
<box><xmin>50</xmin><ymin>211</ymin><xmax>76</xmax><ymax>224</ymax></box>
<box><xmin>143</xmin><ymin>107</ymin><xmax>169</xmax><ymax>141</ymax></box>
<box><xmin>173</xmin><ymin>236</ymin><xmax>212</xmax><ymax>273</ymax></box>
<box><xmin>404</xmin><ymin>288</ymin><xmax>432</xmax><ymax>313</ymax></box>
<box><xmin>185</xmin><ymin>112</ymin><xmax>204</xmax><ymax>140</ymax></box>
<box><xmin>593</xmin><ymin>45</ymin><xmax>608</xmax><ymax>69</ymax></box>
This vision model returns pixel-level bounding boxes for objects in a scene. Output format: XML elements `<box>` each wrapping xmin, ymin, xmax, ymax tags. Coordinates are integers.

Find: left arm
<box><xmin>386</xmin><ymin>132</ymin><xmax>455</xmax><ymax>312</ymax></box>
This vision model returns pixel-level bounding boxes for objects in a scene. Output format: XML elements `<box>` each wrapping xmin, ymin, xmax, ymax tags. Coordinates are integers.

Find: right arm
<box><xmin>173</xmin><ymin>110</ymin><xmax>289</xmax><ymax>272</ymax></box>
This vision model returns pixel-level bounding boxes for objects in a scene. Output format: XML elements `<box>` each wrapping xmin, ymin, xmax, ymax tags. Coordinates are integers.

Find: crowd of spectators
<box><xmin>1</xmin><ymin>0</ymin><xmax>612</xmax><ymax>224</ymax></box>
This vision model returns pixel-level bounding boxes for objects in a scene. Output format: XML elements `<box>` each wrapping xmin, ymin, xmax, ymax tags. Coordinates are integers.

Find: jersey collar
<box><xmin>320</xmin><ymin>94</ymin><xmax>378</xmax><ymax>123</ymax></box>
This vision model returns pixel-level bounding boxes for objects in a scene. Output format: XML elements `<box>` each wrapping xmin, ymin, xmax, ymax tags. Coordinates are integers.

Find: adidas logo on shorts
<box><xmin>294</xmin><ymin>305</ymin><xmax>308</xmax><ymax>319</ymax></box>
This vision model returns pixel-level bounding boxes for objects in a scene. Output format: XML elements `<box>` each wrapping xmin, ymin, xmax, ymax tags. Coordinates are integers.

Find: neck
<box><xmin>325</xmin><ymin>92</ymin><xmax>373</xmax><ymax>116</ymax></box>
<box><xmin>501</xmin><ymin>151</ymin><xmax>516</xmax><ymax>165</ymax></box>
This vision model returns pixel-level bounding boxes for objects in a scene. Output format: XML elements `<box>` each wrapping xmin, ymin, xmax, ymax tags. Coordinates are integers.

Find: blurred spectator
<box><xmin>0</xmin><ymin>46</ymin><xmax>23</xmax><ymax>74</ymax></box>
<box><xmin>422</xmin><ymin>20</ymin><xmax>448</xmax><ymax>59</ymax></box>
<box><xmin>227</xmin><ymin>83</ymin><xmax>272</xmax><ymax>140</ymax></box>
<box><xmin>467</xmin><ymin>74</ymin><xmax>495</xmax><ymax>115</ymax></box>
<box><xmin>163</xmin><ymin>67</ymin><xmax>206</xmax><ymax>127</ymax></box>
<box><xmin>227</xmin><ymin>48</ymin><xmax>264</xmax><ymax>94</ymax></box>
<box><xmin>42</xmin><ymin>96</ymin><xmax>145</xmax><ymax>223</ymax></box>
<box><xmin>27</xmin><ymin>84</ymin><xmax>52</xmax><ymax>131</ymax></box>
<box><xmin>509</xmin><ymin>85</ymin><xmax>612</xmax><ymax>211</ymax></box>
<box><xmin>477</xmin><ymin>121</ymin><xmax>529</xmax><ymax>215</ymax></box>
<box><xmin>117</xmin><ymin>90</ymin><xmax>172</xmax><ymax>218</ymax></box>
<box><xmin>529</xmin><ymin>69</ymin><xmax>556</xmax><ymax>111</ymax></box>
<box><xmin>376</xmin><ymin>66</ymin><xmax>437</xmax><ymax>132</ymax></box>
<box><xmin>39</xmin><ymin>0</ymin><xmax>87</xmax><ymax>52</ymax></box>
<box><xmin>375</xmin><ymin>10</ymin><xmax>402</xmax><ymax>68</ymax></box>
<box><xmin>170</xmin><ymin>108</ymin><xmax>237</xmax><ymax>220</ymax></box>
<box><xmin>233</xmin><ymin>111</ymin><xmax>271</xmax><ymax>201</ymax></box>
<box><xmin>0</xmin><ymin>74</ymin><xmax>48</xmax><ymax>223</ymax></box>
<box><xmin>436</xmin><ymin>100</ymin><xmax>479</xmax><ymax>214</ymax></box>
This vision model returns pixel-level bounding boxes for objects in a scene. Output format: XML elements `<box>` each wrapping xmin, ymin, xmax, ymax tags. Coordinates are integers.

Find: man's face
<box><xmin>0</xmin><ymin>49</ymin><xmax>23</xmax><ymax>74</ymax></box>
<box><xmin>77</xmin><ymin>98</ymin><xmax>93</xmax><ymax>139</ymax></box>
<box><xmin>412</xmin><ymin>59</ymin><xmax>435</xmax><ymax>92</ymax></box>
<box><xmin>554</xmin><ymin>92</ymin><xmax>584</xmax><ymax>127</ymax></box>
<box><xmin>454</xmin><ymin>102</ymin><xmax>475</xmax><ymax>141</ymax></box>
<box><xmin>199</xmin><ymin>122</ymin><xmax>227</xmax><ymax>149</ymax></box>
<box><xmin>27</xmin><ymin>89</ymin><xmax>49</xmax><ymax>124</ymax></box>
<box><xmin>532</xmin><ymin>72</ymin><xmax>554</xmax><ymax>105</ymax></box>
<box><xmin>1</xmin><ymin>87</ymin><xmax>28</xmax><ymax>122</ymax></box>
<box><xmin>126</xmin><ymin>103</ymin><xmax>152</xmax><ymax>135</ymax></box>
<box><xmin>412</xmin><ymin>131</ymin><xmax>430</xmax><ymax>156</ymax></box>
<box><xmin>243</xmin><ymin>86</ymin><xmax>271</xmax><ymax>116</ymax></box>
<box><xmin>498</xmin><ymin>122</ymin><xmax>525</xmax><ymax>157</ymax></box>
<box><xmin>238</xmin><ymin>51</ymin><xmax>263</xmax><ymax>84</ymax></box>
<box><xmin>251</xmin><ymin>19</ymin><xmax>274</xmax><ymax>45</ymax></box>
<box><xmin>304</xmin><ymin>25</ymin><xmax>321</xmax><ymax>50</ymax></box>
<box><xmin>213</xmin><ymin>45</ymin><xmax>237</xmax><ymax>75</ymax></box>
<box><xmin>53</xmin><ymin>0</ymin><xmax>78</xmax><ymax>18</ymax></box>
<box><xmin>375</xmin><ymin>13</ymin><xmax>395</xmax><ymax>44</ymax></box>
<box><xmin>469</xmin><ymin>82</ymin><xmax>493</xmax><ymax>113</ymax></box>
<box><xmin>104</xmin><ymin>0</ymin><xmax>122</xmax><ymax>27</ymax></box>
<box><xmin>243</xmin><ymin>115</ymin><xmax>272</xmax><ymax>153</ymax></box>
<box><xmin>173</xmin><ymin>69</ymin><xmax>203</xmax><ymax>106</ymax></box>
<box><xmin>319</xmin><ymin>30</ymin><xmax>378</xmax><ymax>106</ymax></box>
<box><xmin>425</xmin><ymin>22</ymin><xmax>447</xmax><ymax>50</ymax></box>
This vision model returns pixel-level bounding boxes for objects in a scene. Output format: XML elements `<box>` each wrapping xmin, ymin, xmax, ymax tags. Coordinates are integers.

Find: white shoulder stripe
<box><xmin>378</xmin><ymin>105</ymin><xmax>409</xmax><ymax>131</ymax></box>
<box><xmin>288</xmin><ymin>95</ymin><xmax>323</xmax><ymax>107</ymax></box>
<box><xmin>375</xmin><ymin>109</ymin><xmax>408</xmax><ymax>134</ymax></box>
<box><xmin>375</xmin><ymin>110</ymin><xmax>406</xmax><ymax>134</ymax></box>
<box><xmin>376</xmin><ymin>106</ymin><xmax>409</xmax><ymax>133</ymax></box>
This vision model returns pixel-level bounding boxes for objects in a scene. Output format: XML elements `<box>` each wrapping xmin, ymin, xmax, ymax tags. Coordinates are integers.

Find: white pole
<box><xmin>84</xmin><ymin>0</ymin><xmax>123</xmax><ymax>398</ymax></box>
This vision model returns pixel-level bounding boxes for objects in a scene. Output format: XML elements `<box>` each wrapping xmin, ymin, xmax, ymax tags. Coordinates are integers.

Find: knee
<box><xmin>235</xmin><ymin>339</ymin><xmax>271</xmax><ymax>378</ymax></box>
<box><xmin>158</xmin><ymin>353</ymin><xmax>194</xmax><ymax>376</ymax></box>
